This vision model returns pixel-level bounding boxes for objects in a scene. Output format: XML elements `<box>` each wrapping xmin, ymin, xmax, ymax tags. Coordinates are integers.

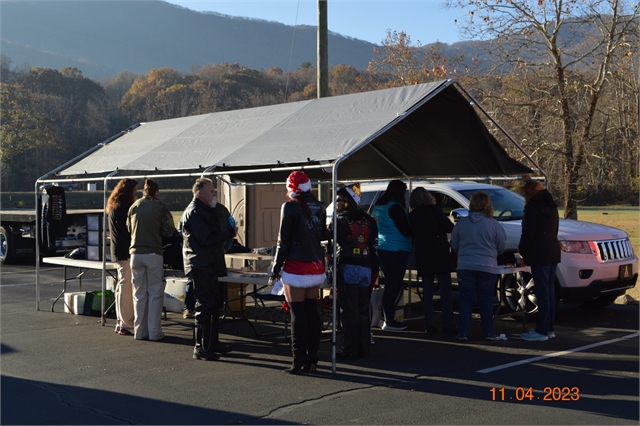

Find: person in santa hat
<box><xmin>269</xmin><ymin>171</ymin><xmax>331</xmax><ymax>374</ymax></box>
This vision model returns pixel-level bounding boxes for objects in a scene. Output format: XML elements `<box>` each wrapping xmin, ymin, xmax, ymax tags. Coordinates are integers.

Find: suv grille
<box><xmin>596</xmin><ymin>238</ymin><xmax>635</xmax><ymax>263</ymax></box>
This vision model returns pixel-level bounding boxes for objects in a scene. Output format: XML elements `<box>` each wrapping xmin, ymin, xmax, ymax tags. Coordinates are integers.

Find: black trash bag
<box><xmin>162</xmin><ymin>231</ymin><xmax>184</xmax><ymax>271</ymax></box>
<box><xmin>226</xmin><ymin>238</ymin><xmax>251</xmax><ymax>254</ymax></box>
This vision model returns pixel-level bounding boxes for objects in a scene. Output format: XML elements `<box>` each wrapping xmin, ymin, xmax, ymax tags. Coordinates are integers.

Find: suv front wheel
<box><xmin>499</xmin><ymin>272</ymin><xmax>563</xmax><ymax>320</ymax></box>
<box><xmin>499</xmin><ymin>272</ymin><xmax>539</xmax><ymax>320</ymax></box>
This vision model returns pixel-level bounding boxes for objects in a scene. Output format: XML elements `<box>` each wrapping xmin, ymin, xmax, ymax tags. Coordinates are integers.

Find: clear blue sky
<box><xmin>164</xmin><ymin>0</ymin><xmax>467</xmax><ymax>45</ymax></box>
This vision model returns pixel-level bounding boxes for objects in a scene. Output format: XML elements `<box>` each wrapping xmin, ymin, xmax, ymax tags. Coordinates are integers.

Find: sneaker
<box><xmin>521</xmin><ymin>330</ymin><xmax>549</xmax><ymax>341</ymax></box>
<box><xmin>485</xmin><ymin>335</ymin><xmax>498</xmax><ymax>341</ymax></box>
<box><xmin>183</xmin><ymin>309</ymin><xmax>195</xmax><ymax>319</ymax></box>
<box><xmin>193</xmin><ymin>346</ymin><xmax>218</xmax><ymax>361</ymax></box>
<box><xmin>548</xmin><ymin>331</ymin><xmax>556</xmax><ymax>339</ymax></box>
<box><xmin>381</xmin><ymin>320</ymin><xmax>407</xmax><ymax>331</ymax></box>
<box><xmin>370</xmin><ymin>332</ymin><xmax>375</xmax><ymax>345</ymax></box>
<box><xmin>425</xmin><ymin>325</ymin><xmax>439</xmax><ymax>333</ymax></box>
<box><xmin>456</xmin><ymin>335</ymin><xmax>468</xmax><ymax>341</ymax></box>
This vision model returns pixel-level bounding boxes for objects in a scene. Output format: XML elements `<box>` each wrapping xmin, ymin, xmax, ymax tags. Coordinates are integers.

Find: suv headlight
<box><xmin>558</xmin><ymin>240</ymin><xmax>595</xmax><ymax>254</ymax></box>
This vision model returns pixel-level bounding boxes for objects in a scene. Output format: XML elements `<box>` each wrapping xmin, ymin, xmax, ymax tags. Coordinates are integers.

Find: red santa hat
<box><xmin>287</xmin><ymin>171</ymin><xmax>311</xmax><ymax>198</ymax></box>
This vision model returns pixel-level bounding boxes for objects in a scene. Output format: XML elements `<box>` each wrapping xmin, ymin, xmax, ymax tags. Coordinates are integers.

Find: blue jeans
<box><xmin>422</xmin><ymin>273</ymin><xmax>454</xmax><ymax>329</ymax></box>
<box><xmin>457</xmin><ymin>269</ymin><xmax>498</xmax><ymax>338</ymax></box>
<box><xmin>531</xmin><ymin>264</ymin><xmax>558</xmax><ymax>336</ymax></box>
<box><xmin>378</xmin><ymin>249</ymin><xmax>410</xmax><ymax>322</ymax></box>
<box><xmin>343</xmin><ymin>264</ymin><xmax>372</xmax><ymax>287</ymax></box>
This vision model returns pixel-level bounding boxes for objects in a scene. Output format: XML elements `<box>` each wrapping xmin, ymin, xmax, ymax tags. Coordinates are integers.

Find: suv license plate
<box><xmin>619</xmin><ymin>264</ymin><xmax>633</xmax><ymax>279</ymax></box>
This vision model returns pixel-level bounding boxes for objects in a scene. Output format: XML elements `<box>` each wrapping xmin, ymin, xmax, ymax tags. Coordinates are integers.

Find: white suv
<box><xmin>330</xmin><ymin>181</ymin><xmax>638</xmax><ymax>313</ymax></box>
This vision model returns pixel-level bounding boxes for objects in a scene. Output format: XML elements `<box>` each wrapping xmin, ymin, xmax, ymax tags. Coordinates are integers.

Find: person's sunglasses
<box><xmin>335</xmin><ymin>198</ymin><xmax>346</xmax><ymax>203</ymax></box>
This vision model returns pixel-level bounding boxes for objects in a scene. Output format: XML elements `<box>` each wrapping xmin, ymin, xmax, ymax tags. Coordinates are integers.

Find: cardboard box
<box><xmin>226</xmin><ymin>282</ymin><xmax>247</xmax><ymax>312</ymax></box>
<box><xmin>86</xmin><ymin>245</ymin><xmax>100</xmax><ymax>260</ymax></box>
<box><xmin>106</xmin><ymin>276</ymin><xmax>115</xmax><ymax>291</ymax></box>
<box><xmin>64</xmin><ymin>292</ymin><xmax>87</xmax><ymax>315</ymax></box>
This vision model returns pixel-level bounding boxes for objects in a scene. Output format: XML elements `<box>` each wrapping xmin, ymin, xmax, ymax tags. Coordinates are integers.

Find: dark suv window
<box><xmin>359</xmin><ymin>191</ymin><xmax>380</xmax><ymax>215</ymax></box>
<box><xmin>430</xmin><ymin>191</ymin><xmax>463</xmax><ymax>215</ymax></box>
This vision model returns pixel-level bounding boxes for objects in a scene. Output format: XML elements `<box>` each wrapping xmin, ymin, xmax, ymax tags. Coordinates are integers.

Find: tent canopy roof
<box><xmin>58</xmin><ymin>80</ymin><xmax>531</xmax><ymax>184</ymax></box>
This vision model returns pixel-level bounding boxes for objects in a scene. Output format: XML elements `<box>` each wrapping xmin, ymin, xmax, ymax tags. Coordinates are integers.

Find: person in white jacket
<box><xmin>450</xmin><ymin>191</ymin><xmax>506</xmax><ymax>341</ymax></box>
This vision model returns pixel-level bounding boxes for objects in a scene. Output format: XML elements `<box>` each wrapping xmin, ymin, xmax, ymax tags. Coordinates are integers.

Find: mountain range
<box><xmin>1</xmin><ymin>0</ymin><xmax>384</xmax><ymax>79</ymax></box>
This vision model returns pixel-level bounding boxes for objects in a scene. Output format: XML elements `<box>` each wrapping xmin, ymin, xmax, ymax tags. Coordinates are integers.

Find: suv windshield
<box><xmin>458</xmin><ymin>187</ymin><xmax>525</xmax><ymax>221</ymax></box>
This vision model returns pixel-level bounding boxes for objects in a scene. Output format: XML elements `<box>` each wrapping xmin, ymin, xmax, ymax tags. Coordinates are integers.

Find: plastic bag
<box><xmin>271</xmin><ymin>279</ymin><xmax>284</xmax><ymax>296</ymax></box>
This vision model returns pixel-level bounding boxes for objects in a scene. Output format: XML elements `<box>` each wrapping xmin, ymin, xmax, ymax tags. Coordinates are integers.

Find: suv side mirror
<box><xmin>450</xmin><ymin>208</ymin><xmax>469</xmax><ymax>222</ymax></box>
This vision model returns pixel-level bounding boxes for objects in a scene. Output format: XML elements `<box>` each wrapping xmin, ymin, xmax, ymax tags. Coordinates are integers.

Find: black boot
<box><xmin>304</xmin><ymin>298</ymin><xmax>322</xmax><ymax>372</ymax></box>
<box><xmin>338</xmin><ymin>284</ymin><xmax>359</xmax><ymax>360</ymax></box>
<box><xmin>285</xmin><ymin>301</ymin><xmax>308</xmax><ymax>374</ymax></box>
<box><xmin>357</xmin><ymin>286</ymin><xmax>372</xmax><ymax>358</ymax></box>
<box><xmin>210</xmin><ymin>315</ymin><xmax>232</xmax><ymax>354</ymax></box>
<box><xmin>193</xmin><ymin>322</ymin><xmax>218</xmax><ymax>361</ymax></box>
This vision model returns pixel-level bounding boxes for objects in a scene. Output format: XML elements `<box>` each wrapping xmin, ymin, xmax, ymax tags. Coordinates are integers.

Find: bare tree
<box><xmin>446</xmin><ymin>0</ymin><xmax>639</xmax><ymax>218</ymax></box>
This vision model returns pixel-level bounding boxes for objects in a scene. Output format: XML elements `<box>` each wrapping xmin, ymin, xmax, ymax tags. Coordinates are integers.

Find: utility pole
<box><xmin>317</xmin><ymin>0</ymin><xmax>328</xmax><ymax>98</ymax></box>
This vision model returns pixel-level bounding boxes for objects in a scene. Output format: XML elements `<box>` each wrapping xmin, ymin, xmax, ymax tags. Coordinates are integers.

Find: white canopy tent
<box><xmin>35</xmin><ymin>79</ymin><xmax>542</xmax><ymax>373</ymax></box>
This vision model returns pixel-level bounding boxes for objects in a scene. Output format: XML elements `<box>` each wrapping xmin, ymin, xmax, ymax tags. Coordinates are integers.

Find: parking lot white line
<box><xmin>477</xmin><ymin>332</ymin><xmax>640</xmax><ymax>374</ymax></box>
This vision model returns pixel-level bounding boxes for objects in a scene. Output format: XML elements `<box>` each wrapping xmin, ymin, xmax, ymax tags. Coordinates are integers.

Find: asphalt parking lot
<box><xmin>1</xmin><ymin>261</ymin><xmax>638</xmax><ymax>425</ymax></box>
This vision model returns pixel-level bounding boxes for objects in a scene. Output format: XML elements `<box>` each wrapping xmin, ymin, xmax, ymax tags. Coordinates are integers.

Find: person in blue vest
<box><xmin>372</xmin><ymin>180</ymin><xmax>411</xmax><ymax>331</ymax></box>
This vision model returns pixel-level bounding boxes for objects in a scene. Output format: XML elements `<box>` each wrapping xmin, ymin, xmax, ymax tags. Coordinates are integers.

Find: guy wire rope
<box><xmin>284</xmin><ymin>0</ymin><xmax>301</xmax><ymax>103</ymax></box>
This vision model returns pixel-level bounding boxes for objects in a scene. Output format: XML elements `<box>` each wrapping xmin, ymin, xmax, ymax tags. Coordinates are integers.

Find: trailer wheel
<box><xmin>0</xmin><ymin>226</ymin><xmax>13</xmax><ymax>264</ymax></box>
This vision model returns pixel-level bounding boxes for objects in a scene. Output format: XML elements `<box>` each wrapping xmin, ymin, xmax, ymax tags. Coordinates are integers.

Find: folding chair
<box><xmin>251</xmin><ymin>290</ymin><xmax>290</xmax><ymax>339</ymax></box>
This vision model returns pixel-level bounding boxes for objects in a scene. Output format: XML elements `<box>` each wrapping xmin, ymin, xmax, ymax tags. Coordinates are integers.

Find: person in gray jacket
<box><xmin>450</xmin><ymin>191</ymin><xmax>506</xmax><ymax>341</ymax></box>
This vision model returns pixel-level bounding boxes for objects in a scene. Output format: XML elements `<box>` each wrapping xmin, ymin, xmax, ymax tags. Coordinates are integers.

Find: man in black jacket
<box><xmin>180</xmin><ymin>178</ymin><xmax>237</xmax><ymax>360</ymax></box>
<box><xmin>518</xmin><ymin>176</ymin><xmax>561</xmax><ymax>342</ymax></box>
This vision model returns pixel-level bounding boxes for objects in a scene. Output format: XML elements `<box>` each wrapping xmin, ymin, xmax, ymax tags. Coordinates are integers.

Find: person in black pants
<box><xmin>269</xmin><ymin>171</ymin><xmax>330</xmax><ymax>374</ymax></box>
<box><xmin>180</xmin><ymin>203</ymin><xmax>234</xmax><ymax>320</ymax></box>
<box><xmin>180</xmin><ymin>178</ymin><xmax>237</xmax><ymax>361</ymax></box>
<box><xmin>329</xmin><ymin>185</ymin><xmax>378</xmax><ymax>360</ymax></box>
<box><xmin>372</xmin><ymin>180</ymin><xmax>412</xmax><ymax>331</ymax></box>
<box><xmin>519</xmin><ymin>176</ymin><xmax>561</xmax><ymax>342</ymax></box>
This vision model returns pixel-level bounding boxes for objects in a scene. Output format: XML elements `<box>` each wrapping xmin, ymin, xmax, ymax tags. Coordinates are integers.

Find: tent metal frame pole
<box><xmin>34</xmin><ymin>181</ymin><xmax>41</xmax><ymax>311</ymax></box>
<box><xmin>330</xmin><ymin>162</ymin><xmax>340</xmax><ymax>374</ymax></box>
<box><xmin>214</xmin><ymin>163</ymin><xmax>329</xmax><ymax>176</ymax></box>
<box><xmin>367</xmin><ymin>144</ymin><xmax>410</xmax><ymax>178</ymax></box>
<box><xmin>101</xmin><ymin>171</ymin><xmax>118</xmax><ymax>325</ymax></box>
<box><xmin>452</xmin><ymin>80</ymin><xmax>549</xmax><ymax>184</ymax></box>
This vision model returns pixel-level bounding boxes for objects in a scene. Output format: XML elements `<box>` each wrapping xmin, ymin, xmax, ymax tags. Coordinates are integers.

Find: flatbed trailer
<box><xmin>0</xmin><ymin>209</ymin><xmax>104</xmax><ymax>264</ymax></box>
